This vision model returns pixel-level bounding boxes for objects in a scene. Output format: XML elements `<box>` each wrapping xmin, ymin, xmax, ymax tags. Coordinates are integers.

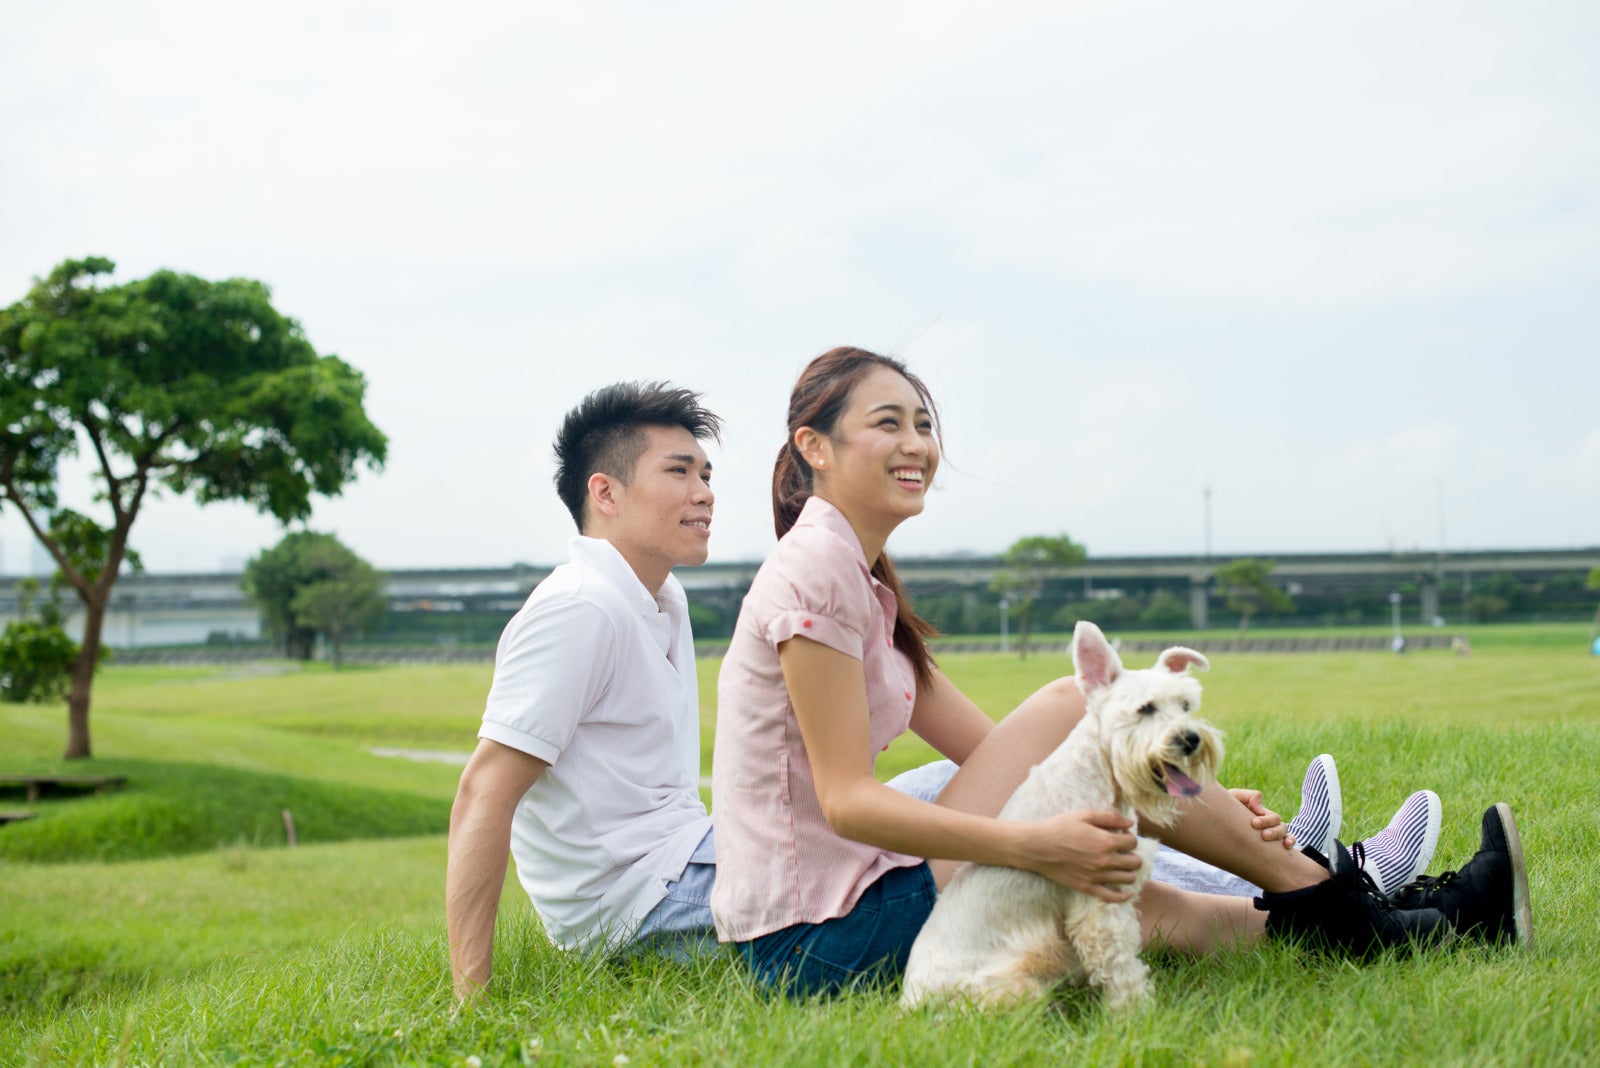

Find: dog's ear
<box><xmin>1156</xmin><ymin>647</ymin><xmax>1209</xmax><ymax>675</ymax></box>
<box><xmin>1072</xmin><ymin>621</ymin><xmax>1122</xmax><ymax>693</ymax></box>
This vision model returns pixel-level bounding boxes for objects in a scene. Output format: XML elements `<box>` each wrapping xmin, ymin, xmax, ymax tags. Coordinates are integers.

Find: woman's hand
<box><xmin>1229</xmin><ymin>788</ymin><xmax>1295</xmax><ymax>850</ymax></box>
<box><xmin>1018</xmin><ymin>810</ymin><xmax>1144</xmax><ymax>902</ymax></box>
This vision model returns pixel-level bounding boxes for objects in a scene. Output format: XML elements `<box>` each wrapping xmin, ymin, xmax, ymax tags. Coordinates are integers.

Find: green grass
<box><xmin>3</xmin><ymin>624</ymin><xmax>1599</xmax><ymax>1065</ymax></box>
<box><xmin>0</xmin><ymin>758</ymin><xmax>450</xmax><ymax>863</ymax></box>
<box><xmin>0</xmin><ymin>836</ymin><xmax>459</xmax><ymax>1015</ymax></box>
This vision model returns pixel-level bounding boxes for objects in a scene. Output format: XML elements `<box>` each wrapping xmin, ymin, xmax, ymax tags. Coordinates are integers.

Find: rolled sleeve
<box><xmin>478</xmin><ymin>718</ymin><xmax>562</xmax><ymax>766</ymax></box>
<box><xmin>766</xmin><ymin>609</ymin><xmax>862</xmax><ymax>659</ymax></box>
<box><xmin>481</xmin><ymin>595</ymin><xmax>616</xmax><ymax>764</ymax></box>
<box><xmin>757</xmin><ymin>532</ymin><xmax>873</xmax><ymax>660</ymax></box>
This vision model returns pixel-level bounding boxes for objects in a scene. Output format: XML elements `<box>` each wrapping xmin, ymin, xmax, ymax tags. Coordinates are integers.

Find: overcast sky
<box><xmin>3</xmin><ymin>2</ymin><xmax>1597</xmax><ymax>575</ymax></box>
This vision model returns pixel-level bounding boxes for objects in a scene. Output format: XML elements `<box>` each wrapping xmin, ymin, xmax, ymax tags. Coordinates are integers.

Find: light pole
<box><xmin>1389</xmin><ymin>591</ymin><xmax>1404</xmax><ymax>653</ymax></box>
<box><xmin>999</xmin><ymin>598</ymin><xmax>1010</xmax><ymax>654</ymax></box>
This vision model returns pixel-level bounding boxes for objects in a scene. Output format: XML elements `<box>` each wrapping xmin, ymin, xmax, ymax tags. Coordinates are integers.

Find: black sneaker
<box><xmin>1254</xmin><ymin>839</ymin><xmax>1455</xmax><ymax>960</ymax></box>
<box><xmin>1388</xmin><ymin>802</ymin><xmax>1532</xmax><ymax>948</ymax></box>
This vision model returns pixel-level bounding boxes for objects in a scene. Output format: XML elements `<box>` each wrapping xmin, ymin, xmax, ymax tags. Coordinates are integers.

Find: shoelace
<box><xmin>1400</xmin><ymin>870</ymin><xmax>1457</xmax><ymax>895</ymax></box>
<box><xmin>1343</xmin><ymin>841</ymin><xmax>1399</xmax><ymax>908</ymax></box>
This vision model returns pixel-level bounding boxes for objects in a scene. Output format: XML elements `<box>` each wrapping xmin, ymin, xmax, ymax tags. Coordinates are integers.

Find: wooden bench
<box><xmin>0</xmin><ymin>810</ymin><xmax>38</xmax><ymax>825</ymax></box>
<box><xmin>0</xmin><ymin>775</ymin><xmax>129</xmax><ymax>804</ymax></box>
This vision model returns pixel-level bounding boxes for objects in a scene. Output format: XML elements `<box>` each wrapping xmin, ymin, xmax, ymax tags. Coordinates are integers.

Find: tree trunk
<box><xmin>1018</xmin><ymin>609</ymin><xmax>1030</xmax><ymax>660</ymax></box>
<box><xmin>63</xmin><ymin>595</ymin><xmax>107</xmax><ymax>760</ymax></box>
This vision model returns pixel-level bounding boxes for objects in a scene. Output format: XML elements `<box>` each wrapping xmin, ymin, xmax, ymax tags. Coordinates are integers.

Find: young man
<box><xmin>447</xmin><ymin>381</ymin><xmax>723</xmax><ymax>1001</ymax></box>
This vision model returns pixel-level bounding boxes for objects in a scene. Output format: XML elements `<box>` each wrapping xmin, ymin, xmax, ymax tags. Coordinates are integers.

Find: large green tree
<box><xmin>1214</xmin><ymin>557</ymin><xmax>1295</xmax><ymax>647</ymax></box>
<box><xmin>990</xmin><ymin>534</ymin><xmax>1086</xmax><ymax>659</ymax></box>
<box><xmin>244</xmin><ymin>531</ymin><xmax>386</xmax><ymax>667</ymax></box>
<box><xmin>0</xmin><ymin>257</ymin><xmax>387</xmax><ymax>758</ymax></box>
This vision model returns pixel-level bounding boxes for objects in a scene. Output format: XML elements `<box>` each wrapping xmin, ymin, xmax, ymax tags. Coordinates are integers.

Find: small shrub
<box><xmin>0</xmin><ymin>619</ymin><xmax>77</xmax><ymax>703</ymax></box>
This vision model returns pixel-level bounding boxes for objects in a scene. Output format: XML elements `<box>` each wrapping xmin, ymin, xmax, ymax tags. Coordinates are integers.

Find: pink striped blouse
<box><xmin>710</xmin><ymin>495</ymin><xmax>922</xmax><ymax>943</ymax></box>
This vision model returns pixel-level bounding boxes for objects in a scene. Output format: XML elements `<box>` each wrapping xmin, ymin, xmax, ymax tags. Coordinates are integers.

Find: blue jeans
<box><xmin>737</xmin><ymin>862</ymin><xmax>939</xmax><ymax>998</ymax></box>
<box><xmin>630</xmin><ymin>760</ymin><xmax>959</xmax><ymax>957</ymax></box>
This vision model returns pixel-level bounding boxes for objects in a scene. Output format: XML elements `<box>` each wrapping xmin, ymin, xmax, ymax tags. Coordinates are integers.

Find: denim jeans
<box><xmin>737</xmin><ymin>862</ymin><xmax>939</xmax><ymax>998</ymax></box>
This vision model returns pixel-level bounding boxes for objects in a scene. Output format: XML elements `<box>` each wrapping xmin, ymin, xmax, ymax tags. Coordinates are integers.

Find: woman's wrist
<box><xmin>991</xmin><ymin>818</ymin><xmax>1036</xmax><ymax>872</ymax></box>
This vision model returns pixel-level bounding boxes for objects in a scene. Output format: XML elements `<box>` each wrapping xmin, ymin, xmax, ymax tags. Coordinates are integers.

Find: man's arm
<box><xmin>446</xmin><ymin>738</ymin><xmax>548</xmax><ymax>1002</ymax></box>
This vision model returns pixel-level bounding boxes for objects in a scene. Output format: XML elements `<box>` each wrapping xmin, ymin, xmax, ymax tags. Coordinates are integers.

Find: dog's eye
<box><xmin>1180</xmin><ymin>699</ymin><xmax>1191</xmax><ymax>712</ymax></box>
<box><xmin>1138</xmin><ymin>702</ymin><xmax>1156</xmax><ymax>716</ymax></box>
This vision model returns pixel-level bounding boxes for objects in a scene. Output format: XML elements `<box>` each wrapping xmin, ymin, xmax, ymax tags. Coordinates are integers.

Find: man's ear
<box><xmin>587</xmin><ymin>471</ymin><xmax>622</xmax><ymax>521</ymax></box>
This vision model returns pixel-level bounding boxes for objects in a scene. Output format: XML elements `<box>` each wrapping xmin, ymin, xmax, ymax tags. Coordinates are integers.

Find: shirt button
<box><xmin>802</xmin><ymin>619</ymin><xmax>813</xmax><ymax>628</ymax></box>
<box><xmin>904</xmin><ymin>691</ymin><xmax>912</xmax><ymax>702</ymax></box>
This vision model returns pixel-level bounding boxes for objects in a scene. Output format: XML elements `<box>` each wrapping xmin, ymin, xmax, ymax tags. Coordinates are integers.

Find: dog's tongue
<box><xmin>1162</xmin><ymin>763</ymin><xmax>1202</xmax><ymax>798</ymax></box>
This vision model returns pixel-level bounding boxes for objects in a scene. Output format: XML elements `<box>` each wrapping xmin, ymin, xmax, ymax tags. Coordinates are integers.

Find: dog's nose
<box><xmin>1178</xmin><ymin>730</ymin><xmax>1201</xmax><ymax>755</ymax></box>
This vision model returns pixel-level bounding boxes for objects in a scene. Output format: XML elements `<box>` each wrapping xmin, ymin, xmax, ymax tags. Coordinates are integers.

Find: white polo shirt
<box><xmin>479</xmin><ymin>536</ymin><xmax>711</xmax><ymax>951</ymax></box>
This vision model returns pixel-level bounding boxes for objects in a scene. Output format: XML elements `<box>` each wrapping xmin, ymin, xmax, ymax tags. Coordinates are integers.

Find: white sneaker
<box><xmin>1285</xmin><ymin>754</ymin><xmax>1342</xmax><ymax>858</ymax></box>
<box><xmin>1351</xmin><ymin>789</ymin><xmax>1442</xmax><ymax>897</ymax></box>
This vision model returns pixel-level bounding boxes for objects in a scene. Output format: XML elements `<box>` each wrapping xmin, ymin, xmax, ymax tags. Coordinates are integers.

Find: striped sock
<box><xmin>1285</xmin><ymin>754</ymin><xmax>1341</xmax><ymax>859</ymax></box>
<box><xmin>1353</xmin><ymin>790</ymin><xmax>1442</xmax><ymax>897</ymax></box>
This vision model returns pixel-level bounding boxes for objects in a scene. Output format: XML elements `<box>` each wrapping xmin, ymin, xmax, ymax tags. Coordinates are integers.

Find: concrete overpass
<box><xmin>1</xmin><ymin>546</ymin><xmax>1595</xmax><ymax>647</ymax></box>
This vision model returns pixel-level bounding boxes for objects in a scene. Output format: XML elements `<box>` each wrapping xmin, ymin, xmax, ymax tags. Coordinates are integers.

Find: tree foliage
<box><xmin>244</xmin><ymin>531</ymin><xmax>386</xmax><ymax>667</ymax></box>
<box><xmin>1138</xmin><ymin>588</ymin><xmax>1192</xmax><ymax>629</ymax></box>
<box><xmin>991</xmin><ymin>534</ymin><xmax>1086</xmax><ymax>659</ymax></box>
<box><xmin>46</xmin><ymin>508</ymin><xmax>143</xmax><ymax>588</ymax></box>
<box><xmin>0</xmin><ymin>621</ymin><xmax>77</xmax><ymax>704</ymax></box>
<box><xmin>1214</xmin><ymin>557</ymin><xmax>1295</xmax><ymax>645</ymax></box>
<box><xmin>0</xmin><ymin>257</ymin><xmax>387</xmax><ymax>756</ymax></box>
<box><xmin>0</xmin><ymin>579</ymin><xmax>78</xmax><ymax>704</ymax></box>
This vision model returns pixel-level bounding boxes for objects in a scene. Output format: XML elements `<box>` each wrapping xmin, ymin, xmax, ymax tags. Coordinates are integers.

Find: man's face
<box><xmin>603</xmin><ymin>425</ymin><xmax>715</xmax><ymax>585</ymax></box>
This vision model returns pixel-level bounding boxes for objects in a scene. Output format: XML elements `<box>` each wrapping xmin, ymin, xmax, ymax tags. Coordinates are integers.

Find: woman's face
<box><xmin>804</xmin><ymin>365</ymin><xmax>939</xmax><ymax>532</ymax></box>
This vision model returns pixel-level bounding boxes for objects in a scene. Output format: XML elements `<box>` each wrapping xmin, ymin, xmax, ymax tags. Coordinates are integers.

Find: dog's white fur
<box><xmin>901</xmin><ymin>621</ymin><xmax>1224</xmax><ymax>1011</ymax></box>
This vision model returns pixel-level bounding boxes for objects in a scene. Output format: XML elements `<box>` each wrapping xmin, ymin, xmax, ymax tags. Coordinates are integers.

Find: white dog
<box><xmin>901</xmin><ymin>621</ymin><xmax>1224</xmax><ymax>1011</ymax></box>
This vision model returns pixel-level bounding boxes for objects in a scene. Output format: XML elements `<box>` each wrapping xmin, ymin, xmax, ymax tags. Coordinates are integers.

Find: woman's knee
<box><xmin>1039</xmin><ymin>675</ymin><xmax>1085</xmax><ymax>711</ymax></box>
<box><xmin>1015</xmin><ymin>676</ymin><xmax>1086</xmax><ymax>735</ymax></box>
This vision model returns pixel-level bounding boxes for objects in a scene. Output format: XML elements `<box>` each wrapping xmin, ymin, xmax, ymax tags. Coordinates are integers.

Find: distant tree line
<box><xmin>899</xmin><ymin>567</ymin><xmax>1600</xmax><ymax>638</ymax></box>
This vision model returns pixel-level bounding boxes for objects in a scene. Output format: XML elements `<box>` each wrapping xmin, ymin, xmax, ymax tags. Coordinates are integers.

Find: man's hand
<box><xmin>1229</xmin><ymin>787</ymin><xmax>1295</xmax><ymax>850</ymax></box>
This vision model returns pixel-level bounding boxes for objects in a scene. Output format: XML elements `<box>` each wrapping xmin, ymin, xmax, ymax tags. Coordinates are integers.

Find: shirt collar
<box><xmin>793</xmin><ymin>496</ymin><xmax>874</xmax><ymax>578</ymax></box>
<box><xmin>568</xmin><ymin>536</ymin><xmax>684</xmax><ymax>618</ymax></box>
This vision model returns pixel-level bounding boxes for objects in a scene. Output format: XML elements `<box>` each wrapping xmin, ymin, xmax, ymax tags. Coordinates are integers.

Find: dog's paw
<box><xmin>1100</xmin><ymin>975</ymin><xmax>1152</xmax><ymax>1014</ymax></box>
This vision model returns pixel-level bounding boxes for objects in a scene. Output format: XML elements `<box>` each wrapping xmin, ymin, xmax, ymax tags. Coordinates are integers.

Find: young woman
<box><xmin>710</xmin><ymin>347</ymin><xmax>1524</xmax><ymax>996</ymax></box>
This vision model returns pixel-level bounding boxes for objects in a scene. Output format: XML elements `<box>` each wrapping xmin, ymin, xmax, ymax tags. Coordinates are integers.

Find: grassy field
<box><xmin>3</xmin><ymin>625</ymin><xmax>1598</xmax><ymax>1065</ymax></box>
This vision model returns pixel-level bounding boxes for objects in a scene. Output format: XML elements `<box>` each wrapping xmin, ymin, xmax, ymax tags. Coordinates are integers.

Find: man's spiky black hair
<box><xmin>552</xmin><ymin>381</ymin><xmax>723</xmax><ymax>531</ymax></box>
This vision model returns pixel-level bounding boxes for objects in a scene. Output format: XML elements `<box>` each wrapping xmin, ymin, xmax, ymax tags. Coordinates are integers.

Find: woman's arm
<box><xmin>907</xmin><ymin>667</ymin><xmax>994</xmax><ymax>765</ymax></box>
<box><xmin>780</xmin><ymin>636</ymin><xmax>1142</xmax><ymax>900</ymax></box>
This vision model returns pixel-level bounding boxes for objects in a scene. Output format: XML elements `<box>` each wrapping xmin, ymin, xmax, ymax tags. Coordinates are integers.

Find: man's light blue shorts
<box><xmin>629</xmin><ymin>824</ymin><xmax>721</xmax><ymax>959</ymax></box>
